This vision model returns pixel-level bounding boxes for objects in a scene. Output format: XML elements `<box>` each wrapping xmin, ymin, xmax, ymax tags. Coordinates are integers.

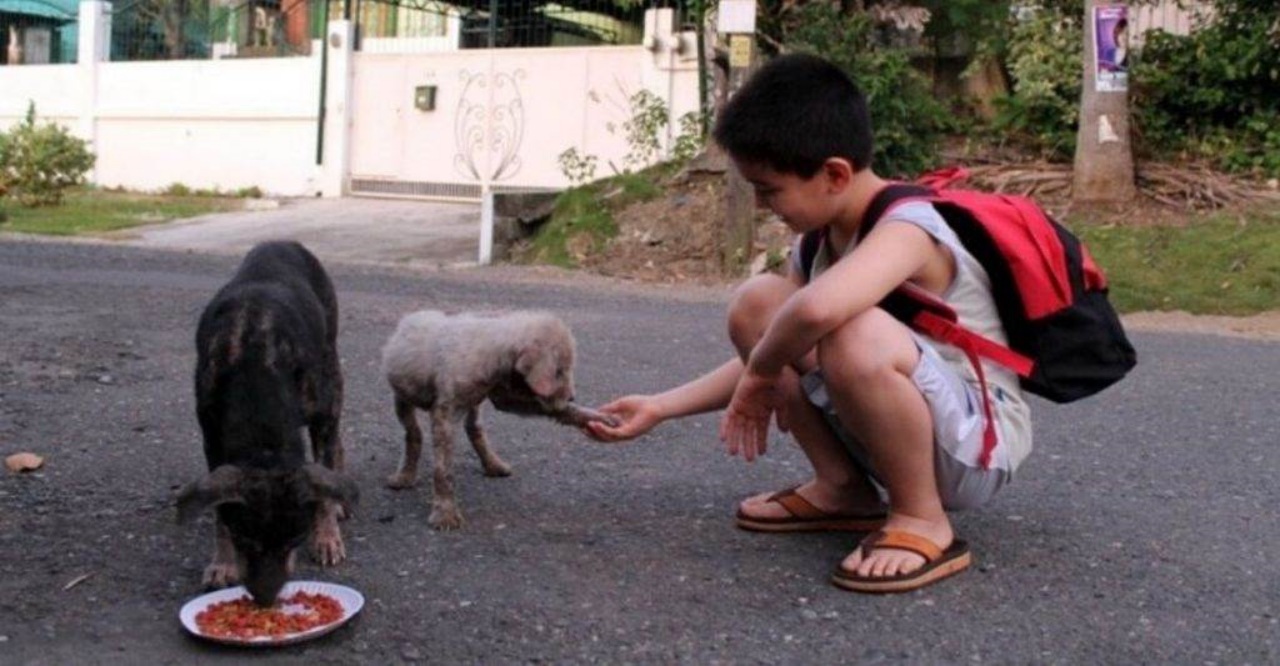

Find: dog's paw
<box><xmin>481</xmin><ymin>457</ymin><xmax>513</xmax><ymax>478</ymax></box>
<box><xmin>202</xmin><ymin>561</ymin><xmax>240</xmax><ymax>589</ymax></box>
<box><xmin>311</xmin><ymin>531</ymin><xmax>347</xmax><ymax>567</ymax></box>
<box><xmin>428</xmin><ymin>503</ymin><xmax>464</xmax><ymax>530</ymax></box>
<box><xmin>385</xmin><ymin>471</ymin><xmax>418</xmax><ymax>490</ymax></box>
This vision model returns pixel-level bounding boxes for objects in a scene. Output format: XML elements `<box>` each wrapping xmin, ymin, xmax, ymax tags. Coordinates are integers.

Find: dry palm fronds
<box><xmin>954</xmin><ymin>162</ymin><xmax>1279</xmax><ymax>211</ymax></box>
<box><xmin>1136</xmin><ymin>163</ymin><xmax>1280</xmax><ymax>210</ymax></box>
<box><xmin>965</xmin><ymin>163</ymin><xmax>1073</xmax><ymax>199</ymax></box>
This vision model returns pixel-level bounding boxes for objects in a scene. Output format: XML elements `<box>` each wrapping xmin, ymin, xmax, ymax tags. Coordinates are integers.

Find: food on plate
<box><xmin>194</xmin><ymin>590</ymin><xmax>344</xmax><ymax>639</ymax></box>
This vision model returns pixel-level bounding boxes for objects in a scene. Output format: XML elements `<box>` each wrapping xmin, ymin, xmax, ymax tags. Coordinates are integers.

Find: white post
<box><xmin>478</xmin><ymin>186</ymin><xmax>495</xmax><ymax>265</ymax></box>
<box><xmin>78</xmin><ymin>1</ymin><xmax>110</xmax><ymax>183</ymax></box>
<box><xmin>320</xmin><ymin>20</ymin><xmax>355</xmax><ymax>197</ymax></box>
<box><xmin>446</xmin><ymin>10</ymin><xmax>462</xmax><ymax>49</ymax></box>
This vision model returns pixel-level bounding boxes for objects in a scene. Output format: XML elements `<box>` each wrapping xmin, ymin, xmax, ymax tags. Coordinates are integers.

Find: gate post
<box><xmin>478</xmin><ymin>186</ymin><xmax>495</xmax><ymax>265</ymax></box>
<box><xmin>320</xmin><ymin>19</ymin><xmax>355</xmax><ymax>197</ymax></box>
<box><xmin>77</xmin><ymin>1</ymin><xmax>110</xmax><ymax>184</ymax></box>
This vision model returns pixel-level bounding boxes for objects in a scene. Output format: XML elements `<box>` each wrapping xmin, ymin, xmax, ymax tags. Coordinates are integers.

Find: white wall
<box><xmin>93</xmin><ymin>56</ymin><xmax>322</xmax><ymax>194</ymax></box>
<box><xmin>0</xmin><ymin>8</ymin><xmax>700</xmax><ymax>198</ymax></box>
<box><xmin>0</xmin><ymin>64</ymin><xmax>83</xmax><ymax>129</ymax></box>
<box><xmin>0</xmin><ymin>53</ymin><xmax>322</xmax><ymax>196</ymax></box>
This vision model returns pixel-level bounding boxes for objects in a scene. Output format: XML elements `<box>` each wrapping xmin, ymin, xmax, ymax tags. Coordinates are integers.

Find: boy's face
<box><xmin>735</xmin><ymin>159</ymin><xmax>844</xmax><ymax>234</ymax></box>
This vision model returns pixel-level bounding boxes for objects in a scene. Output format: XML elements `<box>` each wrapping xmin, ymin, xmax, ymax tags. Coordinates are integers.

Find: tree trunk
<box><xmin>1073</xmin><ymin>1</ymin><xmax>1136</xmax><ymax>203</ymax></box>
<box><xmin>963</xmin><ymin>54</ymin><xmax>1008</xmax><ymax>122</ymax></box>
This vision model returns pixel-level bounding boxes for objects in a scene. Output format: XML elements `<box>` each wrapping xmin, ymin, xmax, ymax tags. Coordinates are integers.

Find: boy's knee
<box><xmin>726</xmin><ymin>274</ymin><xmax>794</xmax><ymax>346</ymax></box>
<box><xmin>816</xmin><ymin>310</ymin><xmax>915</xmax><ymax>386</ymax></box>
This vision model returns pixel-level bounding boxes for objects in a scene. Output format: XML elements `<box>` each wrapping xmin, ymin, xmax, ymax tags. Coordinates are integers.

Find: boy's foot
<box><xmin>735</xmin><ymin>482</ymin><xmax>886</xmax><ymax>533</ymax></box>
<box><xmin>832</xmin><ymin>516</ymin><xmax>970</xmax><ymax>593</ymax></box>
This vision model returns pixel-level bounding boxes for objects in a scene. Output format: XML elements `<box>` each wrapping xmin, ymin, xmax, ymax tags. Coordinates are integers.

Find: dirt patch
<box><xmin>564</xmin><ymin>166</ymin><xmax>1280</xmax><ymax>340</ymax></box>
<box><xmin>575</xmin><ymin>170</ymin><xmax>792</xmax><ymax>286</ymax></box>
<box><xmin>1122</xmin><ymin>310</ymin><xmax>1280</xmax><ymax>342</ymax></box>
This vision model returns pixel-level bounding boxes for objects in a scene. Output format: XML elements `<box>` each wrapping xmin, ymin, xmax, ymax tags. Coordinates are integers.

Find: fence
<box><xmin>349</xmin><ymin>0</ymin><xmax>676</xmax><ymax>53</ymax></box>
<box><xmin>1131</xmin><ymin>0</ymin><xmax>1213</xmax><ymax>44</ymax></box>
<box><xmin>1</xmin><ymin>0</ymin><xmax>79</xmax><ymax>64</ymax></box>
<box><xmin>108</xmin><ymin>0</ymin><xmax>324</xmax><ymax>60</ymax></box>
<box><xmin>3</xmin><ymin>0</ymin><xmax>681</xmax><ymax>63</ymax></box>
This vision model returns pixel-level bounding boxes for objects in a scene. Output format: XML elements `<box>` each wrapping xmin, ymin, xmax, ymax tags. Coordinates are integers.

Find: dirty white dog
<box><xmin>381</xmin><ymin>310</ymin><xmax>613</xmax><ymax>530</ymax></box>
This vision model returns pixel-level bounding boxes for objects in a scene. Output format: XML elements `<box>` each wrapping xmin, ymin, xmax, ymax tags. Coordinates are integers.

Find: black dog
<box><xmin>177</xmin><ymin>241</ymin><xmax>357</xmax><ymax>606</ymax></box>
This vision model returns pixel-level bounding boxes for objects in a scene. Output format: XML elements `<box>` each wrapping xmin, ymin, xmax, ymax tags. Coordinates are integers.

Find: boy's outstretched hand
<box><xmin>720</xmin><ymin>370</ymin><xmax>781</xmax><ymax>462</ymax></box>
<box><xmin>582</xmin><ymin>395</ymin><xmax>663</xmax><ymax>443</ymax></box>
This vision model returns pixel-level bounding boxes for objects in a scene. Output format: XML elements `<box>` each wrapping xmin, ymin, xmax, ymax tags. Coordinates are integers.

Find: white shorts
<box><xmin>800</xmin><ymin>335</ymin><xmax>1012</xmax><ymax>511</ymax></box>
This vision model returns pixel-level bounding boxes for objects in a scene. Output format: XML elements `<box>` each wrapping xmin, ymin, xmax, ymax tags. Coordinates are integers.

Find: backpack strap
<box><xmin>857</xmin><ymin>183</ymin><xmax>935</xmax><ymax>242</ymax></box>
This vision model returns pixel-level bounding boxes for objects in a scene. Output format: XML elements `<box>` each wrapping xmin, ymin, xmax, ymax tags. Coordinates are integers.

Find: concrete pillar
<box><xmin>319</xmin><ymin>20</ymin><xmax>354</xmax><ymax>197</ymax></box>
<box><xmin>446</xmin><ymin>11</ymin><xmax>462</xmax><ymax>49</ymax></box>
<box><xmin>640</xmin><ymin>8</ymin><xmax>699</xmax><ymax>161</ymax></box>
<box><xmin>78</xmin><ymin>0</ymin><xmax>110</xmax><ymax>182</ymax></box>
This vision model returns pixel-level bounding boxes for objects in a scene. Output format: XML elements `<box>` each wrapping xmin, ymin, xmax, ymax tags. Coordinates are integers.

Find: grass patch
<box><xmin>0</xmin><ymin>188</ymin><xmax>245</xmax><ymax>236</ymax></box>
<box><xmin>1070</xmin><ymin>207</ymin><xmax>1280</xmax><ymax>316</ymax></box>
<box><xmin>517</xmin><ymin>167</ymin><xmax>668</xmax><ymax>268</ymax></box>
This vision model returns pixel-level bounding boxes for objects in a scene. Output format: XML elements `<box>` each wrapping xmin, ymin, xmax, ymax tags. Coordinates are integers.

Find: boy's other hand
<box><xmin>582</xmin><ymin>395</ymin><xmax>661</xmax><ymax>443</ymax></box>
<box><xmin>720</xmin><ymin>370</ymin><xmax>780</xmax><ymax>462</ymax></box>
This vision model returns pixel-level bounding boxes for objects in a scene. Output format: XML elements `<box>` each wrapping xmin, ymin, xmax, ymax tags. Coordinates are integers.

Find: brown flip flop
<box><xmin>735</xmin><ymin>486</ymin><xmax>887</xmax><ymax>533</ymax></box>
<box><xmin>831</xmin><ymin>529</ymin><xmax>972</xmax><ymax>594</ymax></box>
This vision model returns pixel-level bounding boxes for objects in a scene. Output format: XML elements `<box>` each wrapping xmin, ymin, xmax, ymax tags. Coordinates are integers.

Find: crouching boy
<box><xmin>585</xmin><ymin>53</ymin><xmax>1032</xmax><ymax>593</ymax></box>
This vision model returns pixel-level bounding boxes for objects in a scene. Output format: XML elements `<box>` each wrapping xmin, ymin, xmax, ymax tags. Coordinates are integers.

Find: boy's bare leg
<box><xmin>819</xmin><ymin>308</ymin><xmax>953</xmax><ymax>579</ymax></box>
<box><xmin>726</xmin><ymin>275</ymin><xmax>884</xmax><ymax>518</ymax></box>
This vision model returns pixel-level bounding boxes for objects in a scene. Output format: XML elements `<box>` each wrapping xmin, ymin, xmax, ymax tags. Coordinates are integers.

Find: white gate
<box><xmin>345</xmin><ymin>9</ymin><xmax>699</xmax><ymax>202</ymax></box>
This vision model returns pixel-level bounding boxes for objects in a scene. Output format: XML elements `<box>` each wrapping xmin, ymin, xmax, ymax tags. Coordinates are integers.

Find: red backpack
<box><xmin>798</xmin><ymin>168</ymin><xmax>1137</xmax><ymax>465</ymax></box>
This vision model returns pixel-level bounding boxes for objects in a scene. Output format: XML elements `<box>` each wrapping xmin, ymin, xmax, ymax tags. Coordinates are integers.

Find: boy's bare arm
<box><xmin>652</xmin><ymin>357</ymin><xmax>743</xmax><ymax>419</ymax></box>
<box><xmin>746</xmin><ymin>222</ymin><xmax>937</xmax><ymax>378</ymax></box>
<box><xmin>586</xmin><ymin>357</ymin><xmax>742</xmax><ymax>443</ymax></box>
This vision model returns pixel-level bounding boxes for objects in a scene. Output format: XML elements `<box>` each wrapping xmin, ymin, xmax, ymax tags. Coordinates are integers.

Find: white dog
<box><xmin>381</xmin><ymin>310</ymin><xmax>612</xmax><ymax>529</ymax></box>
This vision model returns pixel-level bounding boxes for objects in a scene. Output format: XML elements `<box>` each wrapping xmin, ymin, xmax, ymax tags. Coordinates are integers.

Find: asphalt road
<box><xmin>0</xmin><ymin>238</ymin><xmax>1276</xmax><ymax>665</ymax></box>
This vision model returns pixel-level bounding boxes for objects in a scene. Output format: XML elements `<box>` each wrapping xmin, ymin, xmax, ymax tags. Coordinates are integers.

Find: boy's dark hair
<box><xmin>712</xmin><ymin>53</ymin><xmax>874</xmax><ymax>177</ymax></box>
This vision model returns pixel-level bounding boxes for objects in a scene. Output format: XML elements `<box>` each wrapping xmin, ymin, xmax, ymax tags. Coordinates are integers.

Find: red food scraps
<box><xmin>195</xmin><ymin>590</ymin><xmax>344</xmax><ymax>639</ymax></box>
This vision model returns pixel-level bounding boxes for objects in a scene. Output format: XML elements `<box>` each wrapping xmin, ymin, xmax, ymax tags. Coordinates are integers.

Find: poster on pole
<box><xmin>1094</xmin><ymin>5</ymin><xmax>1129</xmax><ymax>92</ymax></box>
<box><xmin>718</xmin><ymin>0</ymin><xmax>757</xmax><ymax>34</ymax></box>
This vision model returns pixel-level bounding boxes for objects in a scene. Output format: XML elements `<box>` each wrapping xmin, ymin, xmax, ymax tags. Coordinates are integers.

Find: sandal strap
<box><xmin>859</xmin><ymin>530</ymin><xmax>945</xmax><ymax>563</ymax></box>
<box><xmin>767</xmin><ymin>487</ymin><xmax>826</xmax><ymax>520</ymax></box>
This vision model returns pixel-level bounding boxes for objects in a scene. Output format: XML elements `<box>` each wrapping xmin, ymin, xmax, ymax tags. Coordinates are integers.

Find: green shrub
<box><xmin>780</xmin><ymin>2</ymin><xmax>953</xmax><ymax>178</ymax></box>
<box><xmin>0</xmin><ymin>103</ymin><xmax>96</xmax><ymax>207</ymax></box>
<box><xmin>557</xmin><ymin>147</ymin><xmax>599</xmax><ymax>187</ymax></box>
<box><xmin>620</xmin><ymin>90</ymin><xmax>670</xmax><ymax>172</ymax></box>
<box><xmin>1132</xmin><ymin>0</ymin><xmax>1280</xmax><ymax>177</ymax></box>
<box><xmin>992</xmin><ymin>4</ymin><xmax>1082</xmax><ymax>159</ymax></box>
<box><xmin>671</xmin><ymin>111</ymin><xmax>707</xmax><ymax>165</ymax></box>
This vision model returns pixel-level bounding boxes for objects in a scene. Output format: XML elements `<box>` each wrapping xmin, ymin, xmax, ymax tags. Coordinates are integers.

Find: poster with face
<box><xmin>1095</xmin><ymin>5</ymin><xmax>1129</xmax><ymax>92</ymax></box>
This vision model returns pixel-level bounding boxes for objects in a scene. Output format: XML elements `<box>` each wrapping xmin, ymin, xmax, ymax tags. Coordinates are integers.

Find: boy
<box><xmin>585</xmin><ymin>53</ymin><xmax>1032</xmax><ymax>593</ymax></box>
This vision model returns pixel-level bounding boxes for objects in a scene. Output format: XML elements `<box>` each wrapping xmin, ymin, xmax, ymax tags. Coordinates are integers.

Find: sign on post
<box><xmin>1094</xmin><ymin>5</ymin><xmax>1129</xmax><ymax>92</ymax></box>
<box><xmin>717</xmin><ymin>0</ymin><xmax>757</xmax><ymax>34</ymax></box>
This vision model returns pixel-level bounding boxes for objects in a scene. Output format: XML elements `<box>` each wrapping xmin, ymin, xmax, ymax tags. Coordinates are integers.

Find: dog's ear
<box><xmin>515</xmin><ymin>346</ymin><xmax>557</xmax><ymax>398</ymax></box>
<box><xmin>176</xmin><ymin>465</ymin><xmax>245</xmax><ymax>524</ymax></box>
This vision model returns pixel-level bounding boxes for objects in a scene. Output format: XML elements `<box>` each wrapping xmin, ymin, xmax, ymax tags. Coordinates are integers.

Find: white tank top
<box><xmin>798</xmin><ymin>201</ymin><xmax>1034</xmax><ymax>471</ymax></box>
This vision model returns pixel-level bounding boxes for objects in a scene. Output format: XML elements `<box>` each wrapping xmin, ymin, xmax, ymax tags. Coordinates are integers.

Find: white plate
<box><xmin>179</xmin><ymin>580</ymin><xmax>364</xmax><ymax>647</ymax></box>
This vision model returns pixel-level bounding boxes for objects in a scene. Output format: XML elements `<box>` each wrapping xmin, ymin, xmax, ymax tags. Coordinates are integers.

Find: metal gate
<box><xmin>345</xmin><ymin>0</ymin><xmax>678</xmax><ymax>202</ymax></box>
